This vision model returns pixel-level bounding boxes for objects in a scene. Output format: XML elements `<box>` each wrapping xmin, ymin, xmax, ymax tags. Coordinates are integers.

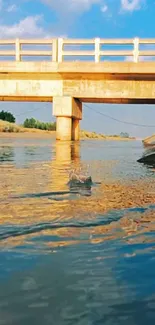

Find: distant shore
<box><xmin>0</xmin><ymin>120</ymin><xmax>136</xmax><ymax>141</ymax></box>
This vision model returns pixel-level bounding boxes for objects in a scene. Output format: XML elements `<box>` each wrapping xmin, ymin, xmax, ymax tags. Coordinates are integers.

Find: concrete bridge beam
<box><xmin>53</xmin><ymin>96</ymin><xmax>82</xmax><ymax>141</ymax></box>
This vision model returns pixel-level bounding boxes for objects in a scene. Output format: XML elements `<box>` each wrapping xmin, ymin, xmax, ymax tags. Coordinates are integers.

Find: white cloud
<box><xmin>101</xmin><ymin>4</ymin><xmax>108</xmax><ymax>12</ymax></box>
<box><xmin>121</xmin><ymin>0</ymin><xmax>143</xmax><ymax>11</ymax></box>
<box><xmin>6</xmin><ymin>4</ymin><xmax>18</xmax><ymax>12</ymax></box>
<box><xmin>125</xmin><ymin>55</ymin><xmax>155</xmax><ymax>62</ymax></box>
<box><xmin>125</xmin><ymin>43</ymin><xmax>155</xmax><ymax>62</ymax></box>
<box><xmin>42</xmin><ymin>0</ymin><xmax>101</xmax><ymax>14</ymax></box>
<box><xmin>0</xmin><ymin>15</ymin><xmax>50</xmax><ymax>38</ymax></box>
<box><xmin>41</xmin><ymin>0</ymin><xmax>145</xmax><ymax>16</ymax></box>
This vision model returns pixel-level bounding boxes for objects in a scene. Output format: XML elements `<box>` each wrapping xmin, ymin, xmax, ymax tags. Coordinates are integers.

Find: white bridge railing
<box><xmin>0</xmin><ymin>38</ymin><xmax>155</xmax><ymax>62</ymax></box>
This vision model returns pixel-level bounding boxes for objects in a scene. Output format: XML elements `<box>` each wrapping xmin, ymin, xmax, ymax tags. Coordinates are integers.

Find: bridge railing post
<box><xmin>52</xmin><ymin>39</ymin><xmax>58</xmax><ymax>62</ymax></box>
<box><xmin>15</xmin><ymin>38</ymin><xmax>21</xmax><ymax>62</ymax></box>
<box><xmin>133</xmin><ymin>37</ymin><xmax>139</xmax><ymax>63</ymax></box>
<box><xmin>58</xmin><ymin>38</ymin><xmax>63</xmax><ymax>62</ymax></box>
<box><xmin>95</xmin><ymin>38</ymin><xmax>100</xmax><ymax>63</ymax></box>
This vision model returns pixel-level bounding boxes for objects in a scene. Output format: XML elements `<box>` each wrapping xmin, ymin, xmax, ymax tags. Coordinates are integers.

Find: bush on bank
<box><xmin>23</xmin><ymin>118</ymin><xmax>56</xmax><ymax>131</ymax></box>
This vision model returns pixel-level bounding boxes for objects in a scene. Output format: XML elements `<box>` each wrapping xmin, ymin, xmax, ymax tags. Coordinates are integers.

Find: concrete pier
<box><xmin>72</xmin><ymin>119</ymin><xmax>80</xmax><ymax>141</ymax></box>
<box><xmin>53</xmin><ymin>96</ymin><xmax>82</xmax><ymax>141</ymax></box>
<box><xmin>56</xmin><ymin>117</ymin><xmax>72</xmax><ymax>141</ymax></box>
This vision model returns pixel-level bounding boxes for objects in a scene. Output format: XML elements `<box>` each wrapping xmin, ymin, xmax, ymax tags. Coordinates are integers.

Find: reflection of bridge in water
<box><xmin>0</xmin><ymin>140</ymin><xmax>81</xmax><ymax>197</ymax></box>
<box><xmin>51</xmin><ymin>141</ymin><xmax>81</xmax><ymax>192</ymax></box>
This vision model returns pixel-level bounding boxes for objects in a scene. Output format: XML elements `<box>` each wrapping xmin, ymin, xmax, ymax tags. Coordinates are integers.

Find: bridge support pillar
<box><xmin>56</xmin><ymin>116</ymin><xmax>72</xmax><ymax>141</ymax></box>
<box><xmin>72</xmin><ymin>118</ymin><xmax>80</xmax><ymax>141</ymax></box>
<box><xmin>53</xmin><ymin>96</ymin><xmax>82</xmax><ymax>141</ymax></box>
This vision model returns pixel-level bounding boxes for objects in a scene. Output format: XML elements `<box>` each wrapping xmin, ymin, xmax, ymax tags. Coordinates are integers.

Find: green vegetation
<box><xmin>23</xmin><ymin>118</ymin><xmax>56</xmax><ymax>131</ymax></box>
<box><xmin>0</xmin><ymin>110</ymin><xmax>15</xmax><ymax>123</ymax></box>
<box><xmin>108</xmin><ymin>132</ymin><xmax>130</xmax><ymax>138</ymax></box>
<box><xmin>120</xmin><ymin>132</ymin><xmax>129</xmax><ymax>138</ymax></box>
<box><xmin>0</xmin><ymin>116</ymin><xmax>135</xmax><ymax>141</ymax></box>
<box><xmin>81</xmin><ymin>130</ymin><xmax>134</xmax><ymax>140</ymax></box>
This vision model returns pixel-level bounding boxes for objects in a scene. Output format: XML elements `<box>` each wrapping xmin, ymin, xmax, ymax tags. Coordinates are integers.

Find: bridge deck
<box><xmin>0</xmin><ymin>62</ymin><xmax>155</xmax><ymax>77</ymax></box>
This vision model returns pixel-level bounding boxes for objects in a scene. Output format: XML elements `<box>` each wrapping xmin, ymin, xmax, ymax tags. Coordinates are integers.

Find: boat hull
<box><xmin>137</xmin><ymin>150</ymin><xmax>155</xmax><ymax>165</ymax></box>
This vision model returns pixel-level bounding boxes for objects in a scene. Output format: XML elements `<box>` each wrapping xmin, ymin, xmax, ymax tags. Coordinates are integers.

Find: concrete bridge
<box><xmin>0</xmin><ymin>37</ymin><xmax>155</xmax><ymax>140</ymax></box>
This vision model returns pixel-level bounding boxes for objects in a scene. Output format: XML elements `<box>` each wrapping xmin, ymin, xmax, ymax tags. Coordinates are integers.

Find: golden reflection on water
<box><xmin>0</xmin><ymin>209</ymin><xmax>155</xmax><ymax>252</ymax></box>
<box><xmin>0</xmin><ymin>138</ymin><xmax>155</xmax><ymax>251</ymax></box>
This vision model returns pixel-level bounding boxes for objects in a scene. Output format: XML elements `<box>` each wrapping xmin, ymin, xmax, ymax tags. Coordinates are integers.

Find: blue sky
<box><xmin>0</xmin><ymin>0</ymin><xmax>155</xmax><ymax>137</ymax></box>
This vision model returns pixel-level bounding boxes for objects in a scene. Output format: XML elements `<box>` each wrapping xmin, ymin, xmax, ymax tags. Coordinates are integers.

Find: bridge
<box><xmin>0</xmin><ymin>37</ymin><xmax>155</xmax><ymax>140</ymax></box>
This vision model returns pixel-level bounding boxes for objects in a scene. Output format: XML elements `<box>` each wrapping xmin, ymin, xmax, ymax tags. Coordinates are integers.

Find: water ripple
<box><xmin>0</xmin><ymin>137</ymin><xmax>155</xmax><ymax>325</ymax></box>
<box><xmin>0</xmin><ymin>205</ymin><xmax>154</xmax><ymax>241</ymax></box>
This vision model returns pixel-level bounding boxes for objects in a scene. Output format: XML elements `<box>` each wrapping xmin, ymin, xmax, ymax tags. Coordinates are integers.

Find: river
<box><xmin>0</xmin><ymin>136</ymin><xmax>155</xmax><ymax>325</ymax></box>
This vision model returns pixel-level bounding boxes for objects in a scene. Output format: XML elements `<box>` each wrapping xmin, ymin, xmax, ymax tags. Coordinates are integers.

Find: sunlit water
<box><xmin>0</xmin><ymin>136</ymin><xmax>155</xmax><ymax>325</ymax></box>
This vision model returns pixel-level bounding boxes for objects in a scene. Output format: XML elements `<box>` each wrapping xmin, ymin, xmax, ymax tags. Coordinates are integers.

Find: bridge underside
<box><xmin>1</xmin><ymin>96</ymin><xmax>155</xmax><ymax>104</ymax></box>
<box><xmin>81</xmin><ymin>98</ymin><xmax>155</xmax><ymax>104</ymax></box>
<box><xmin>0</xmin><ymin>61</ymin><xmax>155</xmax><ymax>140</ymax></box>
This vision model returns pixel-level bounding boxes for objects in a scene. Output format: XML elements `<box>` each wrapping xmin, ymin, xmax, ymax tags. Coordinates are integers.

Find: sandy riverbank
<box><xmin>0</xmin><ymin>131</ymin><xmax>56</xmax><ymax>139</ymax></box>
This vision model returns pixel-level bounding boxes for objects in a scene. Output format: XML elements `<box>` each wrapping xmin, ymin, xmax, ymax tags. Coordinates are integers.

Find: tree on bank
<box><xmin>23</xmin><ymin>118</ymin><xmax>56</xmax><ymax>131</ymax></box>
<box><xmin>0</xmin><ymin>110</ymin><xmax>15</xmax><ymax>123</ymax></box>
<box><xmin>120</xmin><ymin>132</ymin><xmax>129</xmax><ymax>138</ymax></box>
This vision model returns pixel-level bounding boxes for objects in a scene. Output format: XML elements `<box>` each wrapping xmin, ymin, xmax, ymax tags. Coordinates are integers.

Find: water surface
<box><xmin>0</xmin><ymin>136</ymin><xmax>155</xmax><ymax>325</ymax></box>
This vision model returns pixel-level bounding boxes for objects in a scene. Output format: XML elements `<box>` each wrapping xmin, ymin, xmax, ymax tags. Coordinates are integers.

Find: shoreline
<box><xmin>0</xmin><ymin>131</ymin><xmax>136</xmax><ymax>141</ymax></box>
<box><xmin>0</xmin><ymin>120</ymin><xmax>136</xmax><ymax>141</ymax></box>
